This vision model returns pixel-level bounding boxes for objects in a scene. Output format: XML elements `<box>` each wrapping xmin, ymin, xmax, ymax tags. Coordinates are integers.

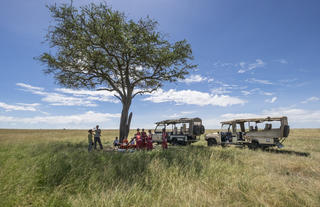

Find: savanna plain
<box><xmin>0</xmin><ymin>129</ymin><xmax>319</xmax><ymax>207</ymax></box>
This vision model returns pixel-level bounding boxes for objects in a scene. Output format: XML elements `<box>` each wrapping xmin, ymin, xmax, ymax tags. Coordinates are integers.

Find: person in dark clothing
<box><xmin>113</xmin><ymin>137</ymin><xmax>120</xmax><ymax>149</ymax></box>
<box><xmin>94</xmin><ymin>125</ymin><xmax>103</xmax><ymax>150</ymax></box>
<box><xmin>141</xmin><ymin>128</ymin><xmax>147</xmax><ymax>149</ymax></box>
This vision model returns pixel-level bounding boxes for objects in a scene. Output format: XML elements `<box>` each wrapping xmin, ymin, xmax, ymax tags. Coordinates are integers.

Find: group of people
<box><xmin>113</xmin><ymin>128</ymin><xmax>154</xmax><ymax>150</ymax></box>
<box><xmin>87</xmin><ymin>125</ymin><xmax>103</xmax><ymax>152</ymax></box>
<box><xmin>87</xmin><ymin>126</ymin><xmax>168</xmax><ymax>152</ymax></box>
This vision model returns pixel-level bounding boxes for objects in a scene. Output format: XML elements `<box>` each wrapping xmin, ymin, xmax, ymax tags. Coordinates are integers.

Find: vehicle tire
<box><xmin>200</xmin><ymin>125</ymin><xmax>205</xmax><ymax>134</ymax></box>
<box><xmin>207</xmin><ymin>138</ymin><xmax>217</xmax><ymax>147</ymax></box>
<box><xmin>249</xmin><ymin>140</ymin><xmax>259</xmax><ymax>150</ymax></box>
<box><xmin>171</xmin><ymin>138</ymin><xmax>178</xmax><ymax>146</ymax></box>
<box><xmin>283</xmin><ymin>125</ymin><xmax>290</xmax><ymax>137</ymax></box>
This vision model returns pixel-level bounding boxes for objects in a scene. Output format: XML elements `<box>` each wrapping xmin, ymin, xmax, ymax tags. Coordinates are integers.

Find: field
<box><xmin>0</xmin><ymin>129</ymin><xmax>320</xmax><ymax>207</ymax></box>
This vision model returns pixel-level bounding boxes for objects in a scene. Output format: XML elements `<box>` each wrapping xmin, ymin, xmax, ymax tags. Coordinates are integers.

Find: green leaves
<box><xmin>39</xmin><ymin>2</ymin><xmax>195</xmax><ymax>99</ymax></box>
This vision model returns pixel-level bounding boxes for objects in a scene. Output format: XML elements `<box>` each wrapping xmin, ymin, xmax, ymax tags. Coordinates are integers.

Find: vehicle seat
<box><xmin>173</xmin><ymin>127</ymin><xmax>178</xmax><ymax>134</ymax></box>
<box><xmin>182</xmin><ymin>124</ymin><xmax>187</xmax><ymax>134</ymax></box>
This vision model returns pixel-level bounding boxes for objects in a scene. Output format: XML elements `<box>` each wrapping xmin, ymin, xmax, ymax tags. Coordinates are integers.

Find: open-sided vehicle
<box><xmin>205</xmin><ymin>116</ymin><xmax>290</xmax><ymax>149</ymax></box>
<box><xmin>152</xmin><ymin>118</ymin><xmax>205</xmax><ymax>145</ymax></box>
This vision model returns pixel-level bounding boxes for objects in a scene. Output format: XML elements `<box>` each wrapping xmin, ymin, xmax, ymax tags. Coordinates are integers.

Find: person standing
<box><xmin>141</xmin><ymin>128</ymin><xmax>147</xmax><ymax>149</ymax></box>
<box><xmin>146</xmin><ymin>130</ymin><xmax>153</xmax><ymax>150</ymax></box>
<box><xmin>162</xmin><ymin>128</ymin><xmax>168</xmax><ymax>149</ymax></box>
<box><xmin>94</xmin><ymin>125</ymin><xmax>103</xmax><ymax>150</ymax></box>
<box><xmin>88</xmin><ymin>129</ymin><xmax>93</xmax><ymax>152</ymax></box>
<box><xmin>135</xmin><ymin>128</ymin><xmax>142</xmax><ymax>150</ymax></box>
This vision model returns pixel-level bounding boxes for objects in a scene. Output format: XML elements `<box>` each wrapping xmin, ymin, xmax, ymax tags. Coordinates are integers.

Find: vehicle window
<box><xmin>194</xmin><ymin>121</ymin><xmax>201</xmax><ymax>125</ymax></box>
<box><xmin>259</xmin><ymin>121</ymin><xmax>280</xmax><ymax>130</ymax></box>
<box><xmin>172</xmin><ymin>123</ymin><xmax>189</xmax><ymax>134</ymax></box>
<box><xmin>246</xmin><ymin>122</ymin><xmax>256</xmax><ymax>131</ymax></box>
<box><xmin>221</xmin><ymin>124</ymin><xmax>230</xmax><ymax>132</ymax></box>
<box><xmin>236</xmin><ymin>123</ymin><xmax>245</xmax><ymax>132</ymax></box>
<box><xmin>155</xmin><ymin>124</ymin><xmax>165</xmax><ymax>133</ymax></box>
<box><xmin>166</xmin><ymin>125</ymin><xmax>173</xmax><ymax>133</ymax></box>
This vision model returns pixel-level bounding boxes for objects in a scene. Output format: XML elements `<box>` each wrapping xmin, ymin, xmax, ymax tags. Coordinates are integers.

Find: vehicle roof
<box><xmin>220</xmin><ymin>116</ymin><xmax>287</xmax><ymax>125</ymax></box>
<box><xmin>155</xmin><ymin>117</ymin><xmax>202</xmax><ymax>125</ymax></box>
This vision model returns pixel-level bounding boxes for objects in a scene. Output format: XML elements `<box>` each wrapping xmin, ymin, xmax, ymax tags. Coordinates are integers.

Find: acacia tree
<box><xmin>39</xmin><ymin>3</ymin><xmax>195</xmax><ymax>140</ymax></box>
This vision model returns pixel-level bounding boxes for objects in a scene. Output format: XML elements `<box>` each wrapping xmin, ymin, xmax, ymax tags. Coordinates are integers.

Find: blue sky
<box><xmin>0</xmin><ymin>0</ymin><xmax>319</xmax><ymax>129</ymax></box>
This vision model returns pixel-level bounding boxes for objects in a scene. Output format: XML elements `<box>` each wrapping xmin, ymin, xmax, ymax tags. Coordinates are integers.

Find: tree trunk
<box><xmin>125</xmin><ymin>112</ymin><xmax>133</xmax><ymax>138</ymax></box>
<box><xmin>119</xmin><ymin>98</ymin><xmax>132</xmax><ymax>142</ymax></box>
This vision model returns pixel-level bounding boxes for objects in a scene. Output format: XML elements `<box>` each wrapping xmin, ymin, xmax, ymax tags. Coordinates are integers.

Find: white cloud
<box><xmin>136</xmin><ymin>66</ymin><xmax>143</xmax><ymax>71</ymax></box>
<box><xmin>144</xmin><ymin>89</ymin><xmax>246</xmax><ymax>107</ymax></box>
<box><xmin>301</xmin><ymin>96</ymin><xmax>319</xmax><ymax>104</ymax></box>
<box><xmin>275</xmin><ymin>59</ymin><xmax>288</xmax><ymax>64</ymax></box>
<box><xmin>0</xmin><ymin>111</ymin><xmax>120</xmax><ymax>128</ymax></box>
<box><xmin>264</xmin><ymin>108</ymin><xmax>320</xmax><ymax>124</ymax></box>
<box><xmin>238</xmin><ymin>59</ymin><xmax>266</xmax><ymax>73</ymax></box>
<box><xmin>42</xmin><ymin>93</ymin><xmax>97</xmax><ymax>106</ymax></box>
<box><xmin>246</xmin><ymin>78</ymin><xmax>273</xmax><ymax>85</ymax></box>
<box><xmin>207</xmin><ymin>78</ymin><xmax>214</xmax><ymax>83</ymax></box>
<box><xmin>16</xmin><ymin>83</ymin><xmax>44</xmax><ymax>92</ymax></box>
<box><xmin>220</xmin><ymin>113</ymin><xmax>262</xmax><ymax>120</ymax></box>
<box><xmin>265</xmin><ymin>97</ymin><xmax>277</xmax><ymax>103</ymax></box>
<box><xmin>55</xmin><ymin>88</ymin><xmax>118</xmax><ymax>103</ymax></box>
<box><xmin>217</xmin><ymin>107</ymin><xmax>320</xmax><ymax>127</ymax></box>
<box><xmin>165</xmin><ymin>111</ymin><xmax>196</xmax><ymax>119</ymax></box>
<box><xmin>179</xmin><ymin>74</ymin><xmax>208</xmax><ymax>84</ymax></box>
<box><xmin>0</xmin><ymin>102</ymin><xmax>40</xmax><ymax>112</ymax></box>
<box><xmin>263</xmin><ymin>92</ymin><xmax>273</xmax><ymax>96</ymax></box>
<box><xmin>241</xmin><ymin>88</ymin><xmax>273</xmax><ymax>96</ymax></box>
<box><xmin>17</xmin><ymin>83</ymin><xmax>118</xmax><ymax>107</ymax></box>
<box><xmin>211</xmin><ymin>87</ymin><xmax>231</xmax><ymax>95</ymax></box>
<box><xmin>241</xmin><ymin>90</ymin><xmax>251</xmax><ymax>96</ymax></box>
<box><xmin>213</xmin><ymin>61</ymin><xmax>236</xmax><ymax>68</ymax></box>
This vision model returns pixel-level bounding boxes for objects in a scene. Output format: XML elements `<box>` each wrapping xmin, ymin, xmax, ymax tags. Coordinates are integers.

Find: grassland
<box><xmin>0</xmin><ymin>129</ymin><xmax>320</xmax><ymax>207</ymax></box>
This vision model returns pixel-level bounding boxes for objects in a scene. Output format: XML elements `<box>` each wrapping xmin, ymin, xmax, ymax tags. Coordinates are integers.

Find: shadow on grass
<box><xmin>263</xmin><ymin>148</ymin><xmax>310</xmax><ymax>157</ymax></box>
<box><xmin>35</xmin><ymin>142</ymin><xmax>230</xmax><ymax>193</ymax></box>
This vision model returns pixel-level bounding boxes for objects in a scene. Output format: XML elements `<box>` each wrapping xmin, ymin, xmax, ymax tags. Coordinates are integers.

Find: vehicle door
<box><xmin>152</xmin><ymin>124</ymin><xmax>165</xmax><ymax>143</ymax></box>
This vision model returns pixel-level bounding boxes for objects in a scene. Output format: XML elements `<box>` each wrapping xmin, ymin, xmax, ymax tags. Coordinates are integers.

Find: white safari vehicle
<box><xmin>152</xmin><ymin>118</ymin><xmax>205</xmax><ymax>145</ymax></box>
<box><xmin>205</xmin><ymin>116</ymin><xmax>290</xmax><ymax>149</ymax></box>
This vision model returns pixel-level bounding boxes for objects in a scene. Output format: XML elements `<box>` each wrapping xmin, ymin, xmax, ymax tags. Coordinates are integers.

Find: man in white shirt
<box><xmin>94</xmin><ymin>125</ymin><xmax>103</xmax><ymax>150</ymax></box>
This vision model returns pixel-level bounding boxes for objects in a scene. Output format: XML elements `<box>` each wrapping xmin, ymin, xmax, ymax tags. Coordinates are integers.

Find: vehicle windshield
<box><xmin>221</xmin><ymin>124</ymin><xmax>230</xmax><ymax>132</ymax></box>
<box><xmin>155</xmin><ymin>124</ymin><xmax>165</xmax><ymax>133</ymax></box>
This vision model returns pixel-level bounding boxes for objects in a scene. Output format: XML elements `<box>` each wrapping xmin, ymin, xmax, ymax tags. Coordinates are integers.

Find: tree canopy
<box><xmin>38</xmin><ymin>2</ymin><xmax>196</xmax><ymax>139</ymax></box>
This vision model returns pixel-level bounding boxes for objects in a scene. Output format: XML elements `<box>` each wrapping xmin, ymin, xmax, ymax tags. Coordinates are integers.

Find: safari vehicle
<box><xmin>152</xmin><ymin>118</ymin><xmax>205</xmax><ymax>145</ymax></box>
<box><xmin>205</xmin><ymin>116</ymin><xmax>290</xmax><ymax>149</ymax></box>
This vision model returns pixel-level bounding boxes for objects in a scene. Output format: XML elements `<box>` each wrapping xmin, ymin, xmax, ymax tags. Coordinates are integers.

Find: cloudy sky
<box><xmin>1</xmin><ymin>0</ymin><xmax>319</xmax><ymax>129</ymax></box>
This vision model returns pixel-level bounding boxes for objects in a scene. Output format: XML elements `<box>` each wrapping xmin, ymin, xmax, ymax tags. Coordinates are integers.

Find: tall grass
<box><xmin>0</xmin><ymin>129</ymin><xmax>320</xmax><ymax>206</ymax></box>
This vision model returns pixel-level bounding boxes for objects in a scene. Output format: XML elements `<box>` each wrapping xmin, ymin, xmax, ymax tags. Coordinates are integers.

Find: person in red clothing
<box><xmin>128</xmin><ymin>137</ymin><xmax>136</xmax><ymax>149</ymax></box>
<box><xmin>146</xmin><ymin>130</ymin><xmax>153</xmax><ymax>150</ymax></box>
<box><xmin>162</xmin><ymin>128</ymin><xmax>168</xmax><ymax>149</ymax></box>
<box><xmin>135</xmin><ymin>128</ymin><xmax>142</xmax><ymax>150</ymax></box>
<box><xmin>141</xmin><ymin>128</ymin><xmax>147</xmax><ymax>149</ymax></box>
<box><xmin>119</xmin><ymin>137</ymin><xmax>129</xmax><ymax>149</ymax></box>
